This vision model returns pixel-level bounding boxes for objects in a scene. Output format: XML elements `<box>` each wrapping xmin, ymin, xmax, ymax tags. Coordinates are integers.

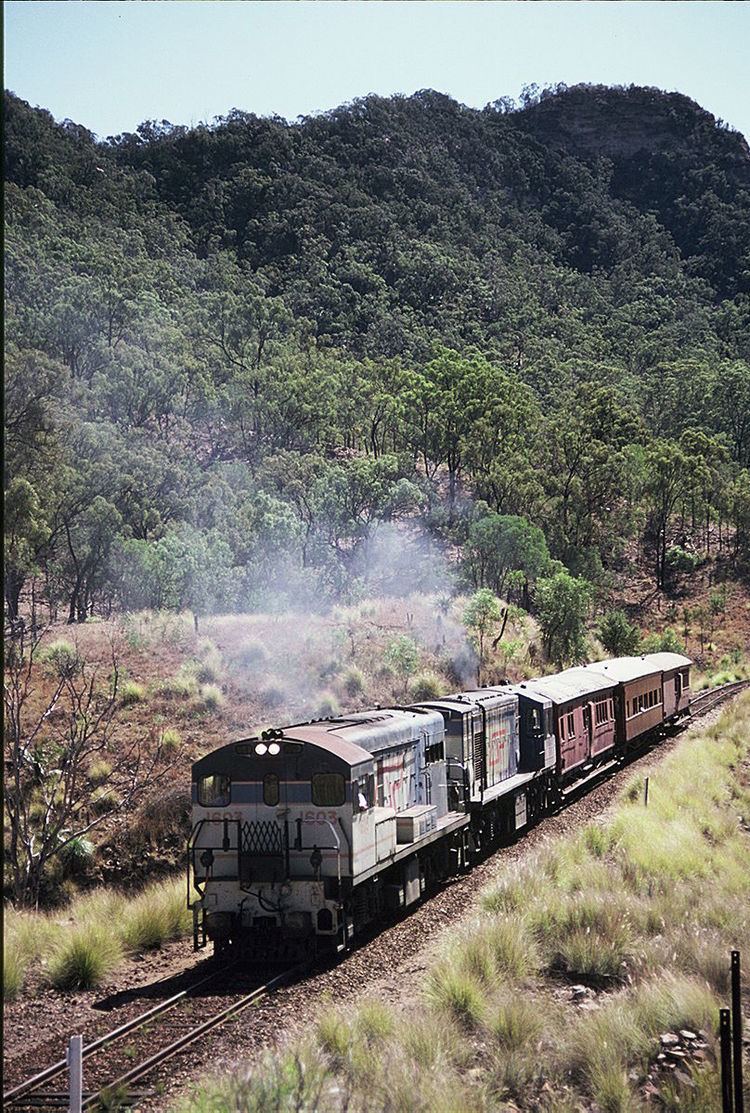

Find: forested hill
<box><xmin>4</xmin><ymin>83</ymin><xmax>750</xmax><ymax>638</ymax></box>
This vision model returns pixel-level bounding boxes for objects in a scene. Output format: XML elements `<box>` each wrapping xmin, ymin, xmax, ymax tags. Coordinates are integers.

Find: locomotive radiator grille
<box><xmin>239</xmin><ymin>820</ymin><xmax>287</xmax><ymax>887</ymax></box>
<box><xmin>240</xmin><ymin>820</ymin><xmax>284</xmax><ymax>857</ymax></box>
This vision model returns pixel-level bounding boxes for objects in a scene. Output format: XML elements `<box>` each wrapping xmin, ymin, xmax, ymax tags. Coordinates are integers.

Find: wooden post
<box><xmin>67</xmin><ymin>1034</ymin><xmax>83</xmax><ymax>1113</ymax></box>
<box><xmin>643</xmin><ymin>776</ymin><xmax>649</xmax><ymax>807</ymax></box>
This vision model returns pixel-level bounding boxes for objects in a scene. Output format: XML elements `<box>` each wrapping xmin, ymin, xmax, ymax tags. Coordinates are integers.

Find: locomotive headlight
<box><xmin>254</xmin><ymin>742</ymin><xmax>268</xmax><ymax>755</ymax></box>
<box><xmin>268</xmin><ymin>742</ymin><xmax>281</xmax><ymax>755</ymax></box>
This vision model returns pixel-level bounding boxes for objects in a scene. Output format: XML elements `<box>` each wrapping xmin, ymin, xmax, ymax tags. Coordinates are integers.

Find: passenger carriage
<box><xmin>516</xmin><ymin>669</ymin><xmax>617</xmax><ymax>784</ymax></box>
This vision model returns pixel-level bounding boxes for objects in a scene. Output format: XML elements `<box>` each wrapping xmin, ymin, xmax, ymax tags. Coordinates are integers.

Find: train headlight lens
<box><xmin>268</xmin><ymin>742</ymin><xmax>281</xmax><ymax>755</ymax></box>
<box><xmin>255</xmin><ymin>742</ymin><xmax>268</xmax><ymax>755</ymax></box>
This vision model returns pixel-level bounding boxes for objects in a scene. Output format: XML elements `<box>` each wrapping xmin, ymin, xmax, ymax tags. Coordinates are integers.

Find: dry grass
<box><xmin>174</xmin><ymin>692</ymin><xmax>750</xmax><ymax>1112</ymax></box>
<box><xmin>4</xmin><ymin>876</ymin><xmax>192</xmax><ymax>995</ymax></box>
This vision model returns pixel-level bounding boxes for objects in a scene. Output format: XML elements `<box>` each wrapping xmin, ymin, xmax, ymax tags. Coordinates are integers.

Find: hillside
<box><xmin>5</xmin><ymin>82</ymin><xmax>750</xmax><ymax>628</ymax></box>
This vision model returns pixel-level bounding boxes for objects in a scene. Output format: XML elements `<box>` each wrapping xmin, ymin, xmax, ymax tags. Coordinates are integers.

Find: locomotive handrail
<box><xmin>187</xmin><ymin>818</ymin><xmax>242</xmax><ymax>908</ymax></box>
<box><xmin>295</xmin><ymin>819</ymin><xmax>342</xmax><ymax>883</ymax></box>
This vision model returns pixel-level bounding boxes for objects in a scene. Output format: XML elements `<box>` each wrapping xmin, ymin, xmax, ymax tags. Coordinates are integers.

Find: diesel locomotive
<box><xmin>187</xmin><ymin>651</ymin><xmax>691</xmax><ymax>956</ymax></box>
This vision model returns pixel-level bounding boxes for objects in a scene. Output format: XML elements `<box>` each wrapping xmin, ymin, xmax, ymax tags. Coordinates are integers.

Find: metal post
<box><xmin>644</xmin><ymin>776</ymin><xmax>649</xmax><ymax>807</ymax></box>
<box><xmin>720</xmin><ymin>1008</ymin><xmax>734</xmax><ymax>1113</ymax></box>
<box><xmin>732</xmin><ymin>952</ymin><xmax>744</xmax><ymax>1113</ymax></box>
<box><xmin>67</xmin><ymin>1034</ymin><xmax>83</xmax><ymax>1113</ymax></box>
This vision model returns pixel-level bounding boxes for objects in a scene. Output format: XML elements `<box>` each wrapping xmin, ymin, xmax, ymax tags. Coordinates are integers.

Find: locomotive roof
<box><xmin>192</xmin><ymin>726</ymin><xmax>373</xmax><ymax>777</ymax></box>
<box><xmin>506</xmin><ymin>684</ymin><xmax>552</xmax><ymax>708</ymax></box>
<box><xmin>582</xmin><ymin>656</ymin><xmax>663</xmax><ymax>683</ymax></box>
<box><xmin>321</xmin><ymin>707</ymin><xmax>444</xmax><ymax>754</ymax></box>
<box><xmin>455</xmin><ymin>687</ymin><xmax>517</xmax><ymax>709</ymax></box>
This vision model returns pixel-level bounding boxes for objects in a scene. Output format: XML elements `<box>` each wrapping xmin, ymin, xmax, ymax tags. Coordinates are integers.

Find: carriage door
<box><xmin>583</xmin><ymin>704</ymin><xmax>593</xmax><ymax>759</ymax></box>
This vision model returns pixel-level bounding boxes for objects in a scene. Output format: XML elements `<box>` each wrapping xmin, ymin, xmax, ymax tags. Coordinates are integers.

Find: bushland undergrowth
<box><xmin>3</xmin><ymin>875</ymin><xmax>190</xmax><ymax>997</ymax></box>
<box><xmin>178</xmin><ymin>693</ymin><xmax>750</xmax><ymax>1112</ymax></box>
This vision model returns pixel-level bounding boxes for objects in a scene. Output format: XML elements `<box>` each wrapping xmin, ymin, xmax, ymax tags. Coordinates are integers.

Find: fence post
<box><xmin>720</xmin><ymin>1008</ymin><xmax>734</xmax><ymax>1113</ymax></box>
<box><xmin>643</xmin><ymin>777</ymin><xmax>649</xmax><ymax>806</ymax></box>
<box><xmin>67</xmin><ymin>1034</ymin><xmax>83</xmax><ymax>1113</ymax></box>
<box><xmin>732</xmin><ymin>951</ymin><xmax>744</xmax><ymax>1113</ymax></box>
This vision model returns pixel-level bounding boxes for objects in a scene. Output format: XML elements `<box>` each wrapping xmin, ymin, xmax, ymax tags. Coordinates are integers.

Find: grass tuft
<box><xmin>234</xmin><ymin>638</ymin><xmax>268</xmax><ymax>669</ymax></box>
<box><xmin>3</xmin><ymin>938</ymin><xmax>27</xmax><ymax>1001</ymax></box>
<box><xmin>425</xmin><ymin>963</ymin><xmax>486</xmax><ymax>1027</ymax></box>
<box><xmin>198</xmin><ymin>683</ymin><xmax>224</xmax><ymax>710</ymax></box>
<box><xmin>316</xmin><ymin>691</ymin><xmax>340</xmax><ymax>718</ymax></box>
<box><xmin>120</xmin><ymin>880</ymin><xmax>190</xmax><ymax>952</ymax></box>
<box><xmin>159</xmin><ymin>727</ymin><xmax>181</xmax><ymax>753</ymax></box>
<box><xmin>410</xmin><ymin>671</ymin><xmax>445</xmax><ymax>700</ymax></box>
<box><xmin>48</xmin><ymin>923</ymin><xmax>123</xmax><ymax>991</ymax></box>
<box><xmin>341</xmin><ymin>666</ymin><xmax>364</xmax><ymax>697</ymax></box>
<box><xmin>194</xmin><ymin>646</ymin><xmax>223</xmax><ymax>684</ymax></box>
<box><xmin>120</xmin><ymin>680</ymin><xmax>146</xmax><ymax>706</ymax></box>
<box><xmin>158</xmin><ymin>672</ymin><xmax>197</xmax><ymax>700</ymax></box>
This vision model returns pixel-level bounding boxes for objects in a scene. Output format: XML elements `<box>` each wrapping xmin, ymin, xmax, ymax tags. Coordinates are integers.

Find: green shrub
<box><xmin>48</xmin><ymin>923</ymin><xmax>122</xmax><ymax>990</ymax></box>
<box><xmin>234</xmin><ymin>638</ymin><xmax>268</xmax><ymax>669</ymax></box>
<box><xmin>60</xmin><ymin>836</ymin><xmax>95</xmax><ymax>878</ymax></box>
<box><xmin>120</xmin><ymin>680</ymin><xmax>146</xmax><ymax>706</ymax></box>
<box><xmin>641</xmin><ymin>627</ymin><xmax>685</xmax><ymax>654</ymax></box>
<box><xmin>665</xmin><ymin>546</ymin><xmax>701</xmax><ymax>575</ymax></box>
<box><xmin>40</xmin><ymin>639</ymin><xmax>79</xmax><ymax>676</ymax></box>
<box><xmin>410</xmin><ymin>671</ymin><xmax>444</xmax><ymax>700</ymax></box>
<box><xmin>598</xmin><ymin>610</ymin><xmax>641</xmax><ymax>657</ymax></box>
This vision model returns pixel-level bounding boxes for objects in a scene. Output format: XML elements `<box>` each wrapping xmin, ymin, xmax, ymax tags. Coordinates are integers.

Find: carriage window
<box><xmin>567</xmin><ymin>712</ymin><xmax>575</xmax><ymax>736</ymax></box>
<box><xmin>263</xmin><ymin>773</ymin><xmax>279</xmax><ymax>807</ymax></box>
<box><xmin>312</xmin><ymin>773</ymin><xmax>346</xmax><ymax>806</ymax></box>
<box><xmin>197</xmin><ymin>774</ymin><xmax>231</xmax><ymax>807</ymax></box>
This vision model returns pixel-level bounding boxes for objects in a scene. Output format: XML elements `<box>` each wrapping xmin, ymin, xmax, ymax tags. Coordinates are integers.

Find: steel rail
<box><xmin>2</xmin><ymin>964</ymin><xmax>235</xmax><ymax>1106</ymax></box>
<box><xmin>690</xmin><ymin>679</ymin><xmax>749</xmax><ymax>717</ymax></box>
<box><xmin>81</xmin><ymin>963</ymin><xmax>304</xmax><ymax>1109</ymax></box>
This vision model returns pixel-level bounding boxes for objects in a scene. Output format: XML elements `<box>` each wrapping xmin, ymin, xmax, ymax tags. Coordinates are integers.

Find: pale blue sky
<box><xmin>4</xmin><ymin>1</ymin><xmax>749</xmax><ymax>140</ymax></box>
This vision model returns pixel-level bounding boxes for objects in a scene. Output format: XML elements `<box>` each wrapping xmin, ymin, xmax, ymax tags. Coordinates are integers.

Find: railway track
<box><xmin>3</xmin><ymin>964</ymin><xmax>303</xmax><ymax>1111</ymax></box>
<box><xmin>688</xmin><ymin>678</ymin><xmax>750</xmax><ymax>717</ymax></box>
<box><xmin>5</xmin><ymin>680</ymin><xmax>747</xmax><ymax>1112</ymax></box>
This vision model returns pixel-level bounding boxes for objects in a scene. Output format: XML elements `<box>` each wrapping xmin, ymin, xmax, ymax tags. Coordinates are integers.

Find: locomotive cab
<box><xmin>189</xmin><ymin>727</ymin><xmax>372</xmax><ymax>955</ymax></box>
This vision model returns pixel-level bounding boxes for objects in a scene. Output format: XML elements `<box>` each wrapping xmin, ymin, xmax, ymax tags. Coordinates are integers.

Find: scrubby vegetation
<box><xmin>4</xmin><ymin>876</ymin><xmax>191</xmax><ymax>996</ymax></box>
<box><xmin>178</xmin><ymin>693</ymin><xmax>750</xmax><ymax>1111</ymax></box>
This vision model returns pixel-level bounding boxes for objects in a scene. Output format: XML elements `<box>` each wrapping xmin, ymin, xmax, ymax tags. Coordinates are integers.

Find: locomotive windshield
<box><xmin>197</xmin><ymin>774</ymin><xmax>231</xmax><ymax>806</ymax></box>
<box><xmin>311</xmin><ymin>772</ymin><xmax>346</xmax><ymax>806</ymax></box>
